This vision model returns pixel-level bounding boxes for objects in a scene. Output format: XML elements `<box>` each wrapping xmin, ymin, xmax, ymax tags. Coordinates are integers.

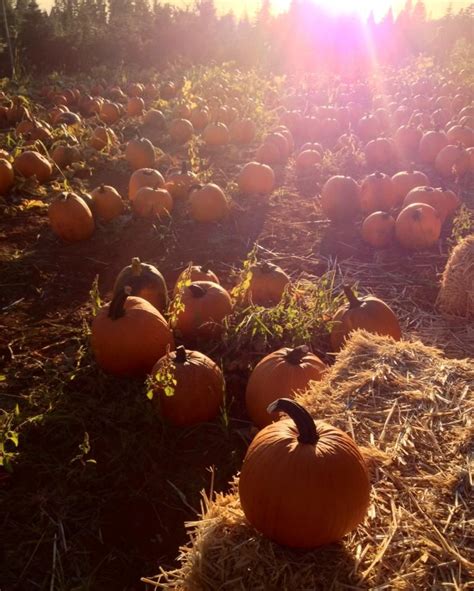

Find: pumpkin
<box><xmin>237</xmin><ymin>161</ymin><xmax>275</xmax><ymax>195</ymax></box>
<box><xmin>100</xmin><ymin>101</ymin><xmax>121</xmax><ymax>124</ymax></box>
<box><xmin>438</xmin><ymin>187</ymin><xmax>461</xmax><ymax>216</ymax></box>
<box><xmin>321</xmin><ymin>175</ymin><xmax>360</xmax><ymax>222</ymax></box>
<box><xmin>202</xmin><ymin>121</ymin><xmax>230</xmax><ymax>146</ymax></box>
<box><xmin>419</xmin><ymin>129</ymin><xmax>448</xmax><ymax>163</ymax></box>
<box><xmin>0</xmin><ymin>158</ymin><xmax>14</xmax><ymax>195</ymax></box>
<box><xmin>132</xmin><ymin>186</ymin><xmax>173</xmax><ymax>219</ymax></box>
<box><xmin>90</xmin><ymin>184</ymin><xmax>124</xmax><ymax>222</ymax></box>
<box><xmin>245</xmin><ymin>346</ymin><xmax>326</xmax><ymax>428</ymax></box>
<box><xmin>168</xmin><ymin>118</ymin><xmax>194</xmax><ymax>144</ymax></box>
<box><xmin>299</xmin><ymin>142</ymin><xmax>323</xmax><ymax>155</ymax></box>
<box><xmin>359</xmin><ymin>172</ymin><xmax>396</xmax><ymax>214</ymax></box>
<box><xmin>166</xmin><ymin>161</ymin><xmax>198</xmax><ymax>200</ymax></box>
<box><xmin>48</xmin><ymin>192</ymin><xmax>95</xmax><ymax>242</ymax></box>
<box><xmin>89</xmin><ymin>126</ymin><xmax>117</xmax><ymax>150</ymax></box>
<box><xmin>395</xmin><ymin>203</ymin><xmax>442</xmax><ymax>250</ymax></box>
<box><xmin>229</xmin><ymin>118</ymin><xmax>256</xmax><ymax>144</ymax></box>
<box><xmin>113</xmin><ymin>257</ymin><xmax>168</xmax><ymax>313</ymax></box>
<box><xmin>402</xmin><ymin>186</ymin><xmax>449</xmax><ymax>224</ymax></box>
<box><xmin>273</xmin><ymin>126</ymin><xmax>295</xmax><ymax>153</ymax></box>
<box><xmin>393</xmin><ymin>124</ymin><xmax>422</xmax><ymax>160</ymax></box>
<box><xmin>364</xmin><ymin>137</ymin><xmax>396</xmax><ymax>169</ymax></box>
<box><xmin>256</xmin><ymin>142</ymin><xmax>280</xmax><ymax>165</ymax></box>
<box><xmin>391</xmin><ymin>169</ymin><xmax>429</xmax><ymax>205</ymax></box>
<box><xmin>295</xmin><ymin>149</ymin><xmax>322</xmax><ymax>175</ymax></box>
<box><xmin>14</xmin><ymin>151</ymin><xmax>52</xmax><ymax>183</ymax></box>
<box><xmin>160</xmin><ymin>81</ymin><xmax>177</xmax><ymax>100</ymax></box>
<box><xmin>51</xmin><ymin>144</ymin><xmax>82</xmax><ymax>168</ymax></box>
<box><xmin>330</xmin><ymin>285</ymin><xmax>401</xmax><ymax>351</ymax></box>
<box><xmin>361</xmin><ymin>211</ymin><xmax>396</xmax><ymax>248</ymax></box>
<box><xmin>143</xmin><ymin>109</ymin><xmax>166</xmax><ymax>128</ymax></box>
<box><xmin>151</xmin><ymin>346</ymin><xmax>224</xmax><ymax>427</ymax></box>
<box><xmin>125</xmin><ymin>137</ymin><xmax>155</xmax><ymax>170</ymax></box>
<box><xmin>190</xmin><ymin>106</ymin><xmax>210</xmax><ymax>130</ymax></box>
<box><xmin>264</xmin><ymin>132</ymin><xmax>289</xmax><ymax>161</ymax></box>
<box><xmin>188</xmin><ymin>183</ymin><xmax>229</xmax><ymax>223</ymax></box>
<box><xmin>357</xmin><ymin>113</ymin><xmax>380</xmax><ymax>142</ymax></box>
<box><xmin>126</xmin><ymin>96</ymin><xmax>145</xmax><ymax>117</ymax></box>
<box><xmin>128</xmin><ymin>168</ymin><xmax>165</xmax><ymax>201</ymax></box>
<box><xmin>173</xmin><ymin>281</ymin><xmax>232</xmax><ymax>341</ymax></box>
<box><xmin>247</xmin><ymin>262</ymin><xmax>290</xmax><ymax>306</ymax></box>
<box><xmin>447</xmin><ymin>124</ymin><xmax>474</xmax><ymax>147</ymax></box>
<box><xmin>174</xmin><ymin>264</ymin><xmax>219</xmax><ymax>294</ymax></box>
<box><xmin>91</xmin><ymin>289</ymin><xmax>174</xmax><ymax>376</ymax></box>
<box><xmin>435</xmin><ymin>144</ymin><xmax>471</xmax><ymax>178</ymax></box>
<box><xmin>238</xmin><ymin>398</ymin><xmax>370</xmax><ymax>548</ymax></box>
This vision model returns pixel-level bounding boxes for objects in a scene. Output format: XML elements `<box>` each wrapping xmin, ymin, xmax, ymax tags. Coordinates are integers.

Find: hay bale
<box><xmin>437</xmin><ymin>234</ymin><xmax>474</xmax><ymax>318</ymax></box>
<box><xmin>144</xmin><ymin>331</ymin><xmax>474</xmax><ymax>591</ymax></box>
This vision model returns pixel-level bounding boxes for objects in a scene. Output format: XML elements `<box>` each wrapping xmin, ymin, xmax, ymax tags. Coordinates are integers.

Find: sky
<box><xmin>36</xmin><ymin>0</ymin><xmax>472</xmax><ymax>20</ymax></box>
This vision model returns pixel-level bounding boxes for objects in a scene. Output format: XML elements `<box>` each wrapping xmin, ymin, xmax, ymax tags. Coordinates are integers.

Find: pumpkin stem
<box><xmin>343</xmin><ymin>285</ymin><xmax>361</xmax><ymax>309</ymax></box>
<box><xmin>175</xmin><ymin>345</ymin><xmax>187</xmax><ymax>363</ymax></box>
<box><xmin>181</xmin><ymin>161</ymin><xmax>188</xmax><ymax>174</ymax></box>
<box><xmin>285</xmin><ymin>345</ymin><xmax>309</xmax><ymax>365</ymax></box>
<box><xmin>267</xmin><ymin>398</ymin><xmax>319</xmax><ymax>445</ymax></box>
<box><xmin>108</xmin><ymin>286</ymin><xmax>131</xmax><ymax>320</ymax></box>
<box><xmin>200</xmin><ymin>262</ymin><xmax>211</xmax><ymax>273</ymax></box>
<box><xmin>188</xmin><ymin>283</ymin><xmax>206</xmax><ymax>298</ymax></box>
<box><xmin>131</xmin><ymin>257</ymin><xmax>142</xmax><ymax>277</ymax></box>
<box><xmin>99</xmin><ymin>183</ymin><xmax>105</xmax><ymax>192</ymax></box>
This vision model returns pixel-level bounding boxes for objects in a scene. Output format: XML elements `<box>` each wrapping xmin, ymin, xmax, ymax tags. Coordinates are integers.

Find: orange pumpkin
<box><xmin>202</xmin><ymin>121</ymin><xmax>230</xmax><ymax>146</ymax></box>
<box><xmin>132</xmin><ymin>186</ymin><xmax>173</xmax><ymax>219</ymax></box>
<box><xmin>321</xmin><ymin>175</ymin><xmax>360</xmax><ymax>222</ymax></box>
<box><xmin>361</xmin><ymin>211</ymin><xmax>396</xmax><ymax>248</ymax></box>
<box><xmin>126</xmin><ymin>96</ymin><xmax>145</xmax><ymax>117</ymax></box>
<box><xmin>51</xmin><ymin>144</ymin><xmax>82</xmax><ymax>168</ymax></box>
<box><xmin>129</xmin><ymin>168</ymin><xmax>165</xmax><ymax>201</ymax></box>
<box><xmin>391</xmin><ymin>169</ymin><xmax>429</xmax><ymax>205</ymax></box>
<box><xmin>364</xmin><ymin>137</ymin><xmax>396</xmax><ymax>170</ymax></box>
<box><xmin>0</xmin><ymin>158</ymin><xmax>14</xmax><ymax>195</ymax></box>
<box><xmin>165</xmin><ymin>161</ymin><xmax>198</xmax><ymax>200</ymax></box>
<box><xmin>90</xmin><ymin>184</ymin><xmax>125</xmax><ymax>222</ymax></box>
<box><xmin>143</xmin><ymin>109</ymin><xmax>166</xmax><ymax>128</ymax></box>
<box><xmin>91</xmin><ymin>289</ymin><xmax>174</xmax><ymax>376</ymax></box>
<box><xmin>402</xmin><ymin>186</ymin><xmax>449</xmax><ymax>224</ymax></box>
<box><xmin>239</xmin><ymin>398</ymin><xmax>370</xmax><ymax>548</ymax></box>
<box><xmin>173</xmin><ymin>264</ymin><xmax>219</xmax><ymax>294</ymax></box>
<box><xmin>395</xmin><ymin>203</ymin><xmax>442</xmax><ymax>250</ymax></box>
<box><xmin>330</xmin><ymin>286</ymin><xmax>401</xmax><ymax>350</ymax></box>
<box><xmin>237</xmin><ymin>161</ymin><xmax>275</xmax><ymax>195</ymax></box>
<box><xmin>393</xmin><ymin>124</ymin><xmax>422</xmax><ymax>160</ymax></box>
<box><xmin>419</xmin><ymin>129</ymin><xmax>448</xmax><ymax>163</ymax></box>
<box><xmin>435</xmin><ymin>144</ymin><xmax>471</xmax><ymax>177</ymax></box>
<box><xmin>89</xmin><ymin>126</ymin><xmax>117</xmax><ymax>150</ymax></box>
<box><xmin>245</xmin><ymin>346</ymin><xmax>326</xmax><ymax>428</ymax></box>
<box><xmin>188</xmin><ymin>183</ymin><xmax>229</xmax><ymax>223</ymax></box>
<box><xmin>246</xmin><ymin>262</ymin><xmax>290</xmax><ymax>306</ymax></box>
<box><xmin>14</xmin><ymin>151</ymin><xmax>52</xmax><ymax>183</ymax></box>
<box><xmin>229</xmin><ymin>118</ymin><xmax>256</xmax><ymax>144</ymax></box>
<box><xmin>446</xmin><ymin>125</ymin><xmax>474</xmax><ymax>147</ymax></box>
<box><xmin>125</xmin><ymin>137</ymin><xmax>155</xmax><ymax>170</ymax></box>
<box><xmin>359</xmin><ymin>172</ymin><xmax>396</xmax><ymax>214</ymax></box>
<box><xmin>295</xmin><ymin>149</ymin><xmax>322</xmax><ymax>175</ymax></box>
<box><xmin>48</xmin><ymin>192</ymin><xmax>95</xmax><ymax>242</ymax></box>
<box><xmin>151</xmin><ymin>347</ymin><xmax>224</xmax><ymax>427</ymax></box>
<box><xmin>168</xmin><ymin>118</ymin><xmax>194</xmax><ymax>144</ymax></box>
<box><xmin>256</xmin><ymin>142</ymin><xmax>281</xmax><ymax>165</ymax></box>
<box><xmin>113</xmin><ymin>257</ymin><xmax>168</xmax><ymax>313</ymax></box>
<box><xmin>100</xmin><ymin>101</ymin><xmax>121</xmax><ymax>124</ymax></box>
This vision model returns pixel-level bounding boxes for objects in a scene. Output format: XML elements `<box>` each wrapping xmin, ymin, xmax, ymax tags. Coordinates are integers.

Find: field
<box><xmin>0</xmin><ymin>55</ymin><xmax>473</xmax><ymax>591</ymax></box>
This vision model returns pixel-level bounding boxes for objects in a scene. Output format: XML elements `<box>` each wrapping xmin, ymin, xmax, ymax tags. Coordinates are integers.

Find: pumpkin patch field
<box><xmin>1</xmin><ymin>17</ymin><xmax>474</xmax><ymax>591</ymax></box>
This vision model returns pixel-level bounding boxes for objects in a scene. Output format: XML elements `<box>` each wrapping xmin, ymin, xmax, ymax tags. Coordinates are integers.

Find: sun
<box><xmin>270</xmin><ymin>0</ymin><xmax>394</xmax><ymax>20</ymax></box>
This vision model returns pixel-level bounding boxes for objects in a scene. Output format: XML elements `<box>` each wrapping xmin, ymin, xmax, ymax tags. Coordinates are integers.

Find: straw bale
<box><xmin>437</xmin><ymin>235</ymin><xmax>474</xmax><ymax>319</ymax></box>
<box><xmin>144</xmin><ymin>331</ymin><xmax>473</xmax><ymax>591</ymax></box>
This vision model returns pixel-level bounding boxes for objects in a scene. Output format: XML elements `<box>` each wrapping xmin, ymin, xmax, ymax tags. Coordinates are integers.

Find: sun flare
<box><xmin>270</xmin><ymin>0</ymin><xmax>394</xmax><ymax>20</ymax></box>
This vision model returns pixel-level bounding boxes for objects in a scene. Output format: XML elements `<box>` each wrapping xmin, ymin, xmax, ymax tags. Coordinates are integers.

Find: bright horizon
<box><xmin>36</xmin><ymin>0</ymin><xmax>472</xmax><ymax>20</ymax></box>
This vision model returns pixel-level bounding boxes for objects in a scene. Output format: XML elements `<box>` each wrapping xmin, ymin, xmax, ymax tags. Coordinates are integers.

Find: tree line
<box><xmin>0</xmin><ymin>0</ymin><xmax>473</xmax><ymax>78</ymax></box>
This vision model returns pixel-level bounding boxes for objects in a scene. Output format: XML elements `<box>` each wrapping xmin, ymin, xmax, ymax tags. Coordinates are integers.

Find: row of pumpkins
<box><xmin>91</xmin><ymin>257</ymin><xmax>394</xmax><ymax>549</ymax></box>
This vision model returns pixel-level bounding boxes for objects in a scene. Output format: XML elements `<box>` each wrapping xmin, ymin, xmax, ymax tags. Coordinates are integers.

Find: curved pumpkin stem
<box><xmin>285</xmin><ymin>345</ymin><xmax>309</xmax><ymax>366</ymax></box>
<box><xmin>175</xmin><ymin>345</ymin><xmax>187</xmax><ymax>363</ymax></box>
<box><xmin>188</xmin><ymin>283</ymin><xmax>206</xmax><ymax>298</ymax></box>
<box><xmin>108</xmin><ymin>286</ymin><xmax>131</xmax><ymax>320</ymax></box>
<box><xmin>267</xmin><ymin>398</ymin><xmax>318</xmax><ymax>445</ymax></box>
<box><xmin>131</xmin><ymin>257</ymin><xmax>142</xmax><ymax>276</ymax></box>
<box><xmin>343</xmin><ymin>285</ymin><xmax>361</xmax><ymax>309</ymax></box>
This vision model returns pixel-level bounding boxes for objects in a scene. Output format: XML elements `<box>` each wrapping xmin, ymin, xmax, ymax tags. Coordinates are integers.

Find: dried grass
<box><xmin>144</xmin><ymin>331</ymin><xmax>474</xmax><ymax>591</ymax></box>
<box><xmin>437</xmin><ymin>234</ymin><xmax>474</xmax><ymax>319</ymax></box>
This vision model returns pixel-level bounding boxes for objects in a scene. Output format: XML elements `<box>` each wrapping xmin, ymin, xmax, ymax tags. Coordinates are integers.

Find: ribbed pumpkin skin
<box><xmin>395</xmin><ymin>203</ymin><xmax>441</xmax><ymax>250</ymax></box>
<box><xmin>237</xmin><ymin>162</ymin><xmax>275</xmax><ymax>194</ymax></box>
<box><xmin>113</xmin><ymin>259</ymin><xmax>168</xmax><ymax>314</ymax></box>
<box><xmin>245</xmin><ymin>348</ymin><xmax>326</xmax><ymax>428</ymax></box>
<box><xmin>239</xmin><ymin>419</ymin><xmax>370</xmax><ymax>548</ymax></box>
<box><xmin>152</xmin><ymin>349</ymin><xmax>224</xmax><ymax>426</ymax></box>
<box><xmin>321</xmin><ymin>176</ymin><xmax>360</xmax><ymax>222</ymax></box>
<box><xmin>48</xmin><ymin>192</ymin><xmax>94</xmax><ymax>242</ymax></box>
<box><xmin>247</xmin><ymin>263</ymin><xmax>290</xmax><ymax>306</ymax></box>
<box><xmin>91</xmin><ymin>295</ymin><xmax>174</xmax><ymax>376</ymax></box>
<box><xmin>330</xmin><ymin>291</ymin><xmax>401</xmax><ymax>351</ymax></box>
<box><xmin>174</xmin><ymin>281</ymin><xmax>232</xmax><ymax>340</ymax></box>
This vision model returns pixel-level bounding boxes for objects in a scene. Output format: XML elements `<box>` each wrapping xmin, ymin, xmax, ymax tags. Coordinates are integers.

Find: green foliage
<box><xmin>449</xmin><ymin>205</ymin><xmax>474</xmax><ymax>249</ymax></box>
<box><xmin>146</xmin><ymin>349</ymin><xmax>177</xmax><ymax>400</ymax></box>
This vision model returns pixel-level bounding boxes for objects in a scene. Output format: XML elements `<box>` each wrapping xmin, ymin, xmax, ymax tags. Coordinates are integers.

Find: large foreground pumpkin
<box><xmin>239</xmin><ymin>398</ymin><xmax>370</xmax><ymax>548</ymax></box>
<box><xmin>113</xmin><ymin>257</ymin><xmax>168</xmax><ymax>313</ymax></box>
<box><xmin>330</xmin><ymin>286</ymin><xmax>401</xmax><ymax>350</ymax></box>
<box><xmin>91</xmin><ymin>289</ymin><xmax>174</xmax><ymax>376</ymax></box>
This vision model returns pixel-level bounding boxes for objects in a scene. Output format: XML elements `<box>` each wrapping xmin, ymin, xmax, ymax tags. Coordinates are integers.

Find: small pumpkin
<box><xmin>359</xmin><ymin>172</ymin><xmax>396</xmax><ymax>214</ymax></box>
<box><xmin>128</xmin><ymin>168</ymin><xmax>165</xmax><ymax>201</ymax></box>
<box><xmin>132</xmin><ymin>186</ymin><xmax>173</xmax><ymax>219</ymax></box>
<box><xmin>245</xmin><ymin>346</ymin><xmax>326</xmax><ymax>428</ymax></box>
<box><xmin>393</xmin><ymin>124</ymin><xmax>422</xmax><ymax>160</ymax></box>
<box><xmin>125</xmin><ymin>137</ymin><xmax>155</xmax><ymax>171</ymax></box>
<box><xmin>391</xmin><ymin>168</ymin><xmax>429</xmax><ymax>205</ymax></box>
<box><xmin>418</xmin><ymin>129</ymin><xmax>448</xmax><ymax>163</ymax></box>
<box><xmin>100</xmin><ymin>101</ymin><xmax>121</xmax><ymax>124</ymax></box>
<box><xmin>395</xmin><ymin>203</ymin><xmax>441</xmax><ymax>250</ymax></box>
<box><xmin>256</xmin><ymin>142</ymin><xmax>281</xmax><ymax>165</ymax></box>
<box><xmin>151</xmin><ymin>346</ymin><xmax>224</xmax><ymax>426</ymax></box>
<box><xmin>126</xmin><ymin>96</ymin><xmax>145</xmax><ymax>117</ymax></box>
<box><xmin>89</xmin><ymin>126</ymin><xmax>117</xmax><ymax>151</ymax></box>
<box><xmin>229</xmin><ymin>118</ymin><xmax>256</xmax><ymax>144</ymax></box>
<box><xmin>168</xmin><ymin>118</ymin><xmax>194</xmax><ymax>144</ymax></box>
<box><xmin>48</xmin><ymin>192</ymin><xmax>95</xmax><ymax>242</ymax></box>
<box><xmin>361</xmin><ymin>211</ymin><xmax>396</xmax><ymax>248</ymax></box>
<box><xmin>321</xmin><ymin>175</ymin><xmax>360</xmax><ymax>222</ymax></box>
<box><xmin>91</xmin><ymin>288</ymin><xmax>174</xmax><ymax>376</ymax></box>
<box><xmin>166</xmin><ymin>161</ymin><xmax>198</xmax><ymax>200</ymax></box>
<box><xmin>237</xmin><ymin>161</ymin><xmax>275</xmax><ymax>195</ymax></box>
<box><xmin>364</xmin><ymin>137</ymin><xmax>396</xmax><ymax>169</ymax></box>
<box><xmin>14</xmin><ymin>150</ymin><xmax>52</xmax><ymax>183</ymax></box>
<box><xmin>246</xmin><ymin>261</ymin><xmax>290</xmax><ymax>306</ymax></box>
<box><xmin>402</xmin><ymin>186</ymin><xmax>449</xmax><ymax>224</ymax></box>
<box><xmin>330</xmin><ymin>285</ymin><xmax>401</xmax><ymax>351</ymax></box>
<box><xmin>446</xmin><ymin>124</ymin><xmax>474</xmax><ymax>147</ymax></box>
<box><xmin>202</xmin><ymin>121</ymin><xmax>230</xmax><ymax>146</ymax></box>
<box><xmin>188</xmin><ymin>183</ymin><xmax>229</xmax><ymax>223</ymax></box>
<box><xmin>89</xmin><ymin>184</ymin><xmax>124</xmax><ymax>222</ymax></box>
<box><xmin>51</xmin><ymin>144</ymin><xmax>82</xmax><ymax>169</ymax></box>
<box><xmin>143</xmin><ymin>109</ymin><xmax>166</xmax><ymax>128</ymax></box>
<box><xmin>173</xmin><ymin>281</ymin><xmax>232</xmax><ymax>341</ymax></box>
<box><xmin>113</xmin><ymin>257</ymin><xmax>168</xmax><ymax>313</ymax></box>
<box><xmin>435</xmin><ymin>144</ymin><xmax>471</xmax><ymax>177</ymax></box>
<box><xmin>238</xmin><ymin>398</ymin><xmax>371</xmax><ymax>548</ymax></box>
<box><xmin>0</xmin><ymin>158</ymin><xmax>14</xmax><ymax>195</ymax></box>
<box><xmin>295</xmin><ymin>149</ymin><xmax>322</xmax><ymax>175</ymax></box>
